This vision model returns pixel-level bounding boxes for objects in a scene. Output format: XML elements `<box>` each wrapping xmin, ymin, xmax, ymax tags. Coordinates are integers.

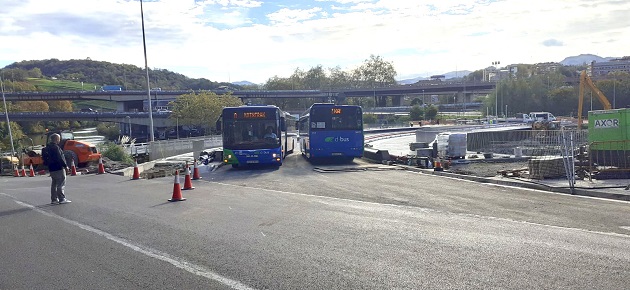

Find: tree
<box><xmin>0</xmin><ymin>121</ymin><xmax>25</xmax><ymax>152</ymax></box>
<box><xmin>410</xmin><ymin>105</ymin><xmax>424</xmax><ymax>121</ymax></box>
<box><xmin>353</xmin><ymin>55</ymin><xmax>397</xmax><ymax>88</ymax></box>
<box><xmin>13</xmin><ymin>101</ymin><xmax>49</xmax><ymax>112</ymax></box>
<box><xmin>424</xmin><ymin>105</ymin><xmax>438</xmax><ymax>120</ymax></box>
<box><xmin>169</xmin><ymin>91</ymin><xmax>243</xmax><ymax>132</ymax></box>
<box><xmin>47</xmin><ymin>100</ymin><xmax>73</xmax><ymax>112</ymax></box>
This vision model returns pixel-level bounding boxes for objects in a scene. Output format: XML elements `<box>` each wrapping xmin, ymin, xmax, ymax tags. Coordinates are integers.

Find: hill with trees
<box><xmin>2</xmin><ymin>58</ymin><xmax>235</xmax><ymax>91</ymax></box>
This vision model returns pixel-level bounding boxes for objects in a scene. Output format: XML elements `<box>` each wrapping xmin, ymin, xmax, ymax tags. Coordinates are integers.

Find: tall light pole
<box><xmin>126</xmin><ymin>115</ymin><xmax>132</xmax><ymax>138</ymax></box>
<box><xmin>140</xmin><ymin>0</ymin><xmax>155</xmax><ymax>142</ymax></box>
<box><xmin>492</xmin><ymin>61</ymin><xmax>500</xmax><ymax>117</ymax></box>
<box><xmin>422</xmin><ymin>89</ymin><xmax>425</xmax><ymax>105</ymax></box>
<box><xmin>1</xmin><ymin>73</ymin><xmax>16</xmax><ymax>157</ymax></box>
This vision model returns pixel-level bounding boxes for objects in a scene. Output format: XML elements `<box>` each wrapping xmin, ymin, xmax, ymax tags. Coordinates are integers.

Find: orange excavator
<box><xmin>577</xmin><ymin>70</ymin><xmax>612</xmax><ymax>129</ymax></box>
<box><xmin>22</xmin><ymin>130</ymin><xmax>101</xmax><ymax>170</ymax></box>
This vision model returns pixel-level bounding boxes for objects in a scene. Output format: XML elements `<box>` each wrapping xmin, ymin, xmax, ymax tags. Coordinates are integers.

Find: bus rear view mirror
<box><xmin>280</xmin><ymin>117</ymin><xmax>287</xmax><ymax>131</ymax></box>
<box><xmin>215</xmin><ymin>119</ymin><xmax>222</xmax><ymax>134</ymax></box>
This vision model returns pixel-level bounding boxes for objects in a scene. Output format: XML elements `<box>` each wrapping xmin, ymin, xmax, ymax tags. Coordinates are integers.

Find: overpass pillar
<box><xmin>392</xmin><ymin>96</ymin><xmax>402</xmax><ymax>107</ymax></box>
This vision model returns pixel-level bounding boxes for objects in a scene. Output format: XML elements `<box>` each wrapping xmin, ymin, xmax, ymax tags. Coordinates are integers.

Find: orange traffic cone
<box><xmin>434</xmin><ymin>158</ymin><xmax>444</xmax><ymax>172</ymax></box>
<box><xmin>131</xmin><ymin>159</ymin><xmax>140</xmax><ymax>180</ymax></box>
<box><xmin>70</xmin><ymin>160</ymin><xmax>77</xmax><ymax>176</ymax></box>
<box><xmin>168</xmin><ymin>170</ymin><xmax>186</xmax><ymax>202</ymax></box>
<box><xmin>183</xmin><ymin>165</ymin><xmax>194</xmax><ymax>190</ymax></box>
<box><xmin>13</xmin><ymin>165</ymin><xmax>19</xmax><ymax>177</ymax></box>
<box><xmin>192</xmin><ymin>161</ymin><xmax>201</xmax><ymax>180</ymax></box>
<box><xmin>98</xmin><ymin>157</ymin><xmax>106</xmax><ymax>174</ymax></box>
<box><xmin>28</xmin><ymin>164</ymin><xmax>35</xmax><ymax>177</ymax></box>
<box><xmin>20</xmin><ymin>164</ymin><xmax>27</xmax><ymax>177</ymax></box>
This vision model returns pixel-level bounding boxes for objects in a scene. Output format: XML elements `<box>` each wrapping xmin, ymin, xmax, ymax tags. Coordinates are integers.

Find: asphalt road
<box><xmin>1</xmin><ymin>152</ymin><xmax>629</xmax><ymax>289</ymax></box>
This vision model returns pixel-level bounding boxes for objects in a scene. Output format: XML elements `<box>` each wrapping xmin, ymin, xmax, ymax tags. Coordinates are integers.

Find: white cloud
<box><xmin>1</xmin><ymin>0</ymin><xmax>629</xmax><ymax>83</ymax></box>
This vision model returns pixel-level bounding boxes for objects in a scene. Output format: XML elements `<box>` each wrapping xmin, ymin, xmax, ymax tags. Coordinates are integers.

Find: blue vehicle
<box><xmin>217</xmin><ymin>105</ymin><xmax>295</xmax><ymax>168</ymax></box>
<box><xmin>298</xmin><ymin>103</ymin><xmax>364</xmax><ymax>161</ymax></box>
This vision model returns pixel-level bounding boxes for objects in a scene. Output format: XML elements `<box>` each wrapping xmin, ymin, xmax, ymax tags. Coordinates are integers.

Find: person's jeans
<box><xmin>50</xmin><ymin>169</ymin><xmax>66</xmax><ymax>202</ymax></box>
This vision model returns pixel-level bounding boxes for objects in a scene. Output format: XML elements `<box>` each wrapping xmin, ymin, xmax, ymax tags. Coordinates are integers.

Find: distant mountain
<box><xmin>397</xmin><ymin>70</ymin><xmax>471</xmax><ymax>85</ymax></box>
<box><xmin>232</xmin><ymin>81</ymin><xmax>256</xmax><ymax>86</ymax></box>
<box><xmin>559</xmin><ymin>54</ymin><xmax>616</xmax><ymax>66</ymax></box>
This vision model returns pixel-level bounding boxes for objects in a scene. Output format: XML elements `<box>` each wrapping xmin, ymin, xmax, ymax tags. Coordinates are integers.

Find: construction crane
<box><xmin>578</xmin><ymin>70</ymin><xmax>612</xmax><ymax>129</ymax></box>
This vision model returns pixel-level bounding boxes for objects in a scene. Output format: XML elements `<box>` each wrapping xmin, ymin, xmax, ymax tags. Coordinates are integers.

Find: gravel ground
<box><xmin>448</xmin><ymin>161</ymin><xmax>530</xmax><ymax>177</ymax></box>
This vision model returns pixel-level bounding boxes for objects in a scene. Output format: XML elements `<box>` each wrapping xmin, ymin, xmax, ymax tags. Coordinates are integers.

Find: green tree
<box><xmin>352</xmin><ymin>55</ymin><xmax>397</xmax><ymax>88</ymax></box>
<box><xmin>47</xmin><ymin>100</ymin><xmax>73</xmax><ymax>112</ymax></box>
<box><xmin>410</xmin><ymin>105</ymin><xmax>424</xmax><ymax>121</ymax></box>
<box><xmin>424</xmin><ymin>105</ymin><xmax>438</xmax><ymax>120</ymax></box>
<box><xmin>0</xmin><ymin>122</ymin><xmax>25</xmax><ymax>152</ymax></box>
<box><xmin>363</xmin><ymin>114</ymin><xmax>377</xmax><ymax>124</ymax></box>
<box><xmin>169</xmin><ymin>91</ymin><xmax>243</xmax><ymax>133</ymax></box>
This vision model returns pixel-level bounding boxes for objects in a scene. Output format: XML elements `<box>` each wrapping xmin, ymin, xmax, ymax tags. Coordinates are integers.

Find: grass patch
<box><xmin>27</xmin><ymin>78</ymin><xmax>99</xmax><ymax>91</ymax></box>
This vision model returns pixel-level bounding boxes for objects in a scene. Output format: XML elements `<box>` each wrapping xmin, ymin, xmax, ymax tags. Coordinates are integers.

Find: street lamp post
<box><xmin>126</xmin><ymin>116</ymin><xmax>131</xmax><ymax>138</ymax></box>
<box><xmin>422</xmin><ymin>90</ymin><xmax>425</xmax><ymax>105</ymax></box>
<box><xmin>492</xmin><ymin>61</ymin><xmax>500</xmax><ymax>117</ymax></box>
<box><xmin>1</xmin><ymin>74</ymin><xmax>16</xmax><ymax>157</ymax></box>
<box><xmin>140</xmin><ymin>0</ymin><xmax>155</xmax><ymax>142</ymax></box>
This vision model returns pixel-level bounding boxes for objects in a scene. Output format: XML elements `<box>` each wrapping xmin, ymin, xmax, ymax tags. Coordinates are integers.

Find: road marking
<box><xmin>621</xmin><ymin>226</ymin><xmax>630</xmax><ymax>231</ymax></box>
<box><xmin>4</xmin><ymin>196</ymin><xmax>256</xmax><ymax>290</ymax></box>
<box><xmin>261</xmin><ymin>232</ymin><xmax>266</xmax><ymax>237</ymax></box>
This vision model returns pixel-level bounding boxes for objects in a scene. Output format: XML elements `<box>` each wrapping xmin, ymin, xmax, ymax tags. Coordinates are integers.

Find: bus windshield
<box><xmin>223</xmin><ymin>119</ymin><xmax>279</xmax><ymax>150</ymax></box>
<box><xmin>310</xmin><ymin>106</ymin><xmax>362</xmax><ymax>131</ymax></box>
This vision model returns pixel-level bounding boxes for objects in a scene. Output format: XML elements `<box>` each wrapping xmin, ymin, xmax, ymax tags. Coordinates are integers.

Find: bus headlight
<box><xmin>272</xmin><ymin>153</ymin><xmax>278</xmax><ymax>158</ymax></box>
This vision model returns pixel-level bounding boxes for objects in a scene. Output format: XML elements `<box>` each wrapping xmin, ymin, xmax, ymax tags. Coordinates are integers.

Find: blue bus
<box><xmin>217</xmin><ymin>105</ymin><xmax>295</xmax><ymax>168</ymax></box>
<box><xmin>298</xmin><ymin>103</ymin><xmax>364</xmax><ymax>160</ymax></box>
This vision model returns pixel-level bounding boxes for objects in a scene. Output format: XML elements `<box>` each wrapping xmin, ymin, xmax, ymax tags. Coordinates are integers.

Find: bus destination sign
<box><xmin>243</xmin><ymin>112</ymin><xmax>266</xmax><ymax>118</ymax></box>
<box><xmin>331</xmin><ymin>108</ymin><xmax>342</xmax><ymax>114</ymax></box>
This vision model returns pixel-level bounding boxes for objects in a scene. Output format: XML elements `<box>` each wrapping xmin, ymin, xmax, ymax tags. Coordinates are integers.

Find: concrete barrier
<box><xmin>363</xmin><ymin>148</ymin><xmax>390</xmax><ymax>162</ymax></box>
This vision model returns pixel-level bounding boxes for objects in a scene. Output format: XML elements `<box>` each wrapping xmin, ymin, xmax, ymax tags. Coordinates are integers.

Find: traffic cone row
<box><xmin>98</xmin><ymin>157</ymin><xmax>106</xmax><ymax>174</ymax></box>
<box><xmin>192</xmin><ymin>161</ymin><xmax>201</xmax><ymax>180</ymax></box>
<box><xmin>132</xmin><ymin>159</ymin><xmax>140</xmax><ymax>180</ymax></box>
<box><xmin>168</xmin><ymin>170</ymin><xmax>186</xmax><ymax>202</ymax></box>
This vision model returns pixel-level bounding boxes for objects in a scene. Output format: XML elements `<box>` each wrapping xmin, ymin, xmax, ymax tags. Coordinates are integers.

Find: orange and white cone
<box><xmin>70</xmin><ymin>160</ymin><xmax>77</xmax><ymax>176</ymax></box>
<box><xmin>192</xmin><ymin>160</ymin><xmax>201</xmax><ymax>180</ymax></box>
<box><xmin>131</xmin><ymin>159</ymin><xmax>140</xmax><ymax>180</ymax></box>
<box><xmin>168</xmin><ymin>170</ymin><xmax>186</xmax><ymax>202</ymax></box>
<box><xmin>98</xmin><ymin>157</ymin><xmax>106</xmax><ymax>174</ymax></box>
<box><xmin>183</xmin><ymin>165</ymin><xmax>194</xmax><ymax>190</ymax></box>
<box><xmin>13</xmin><ymin>165</ymin><xmax>19</xmax><ymax>177</ymax></box>
<box><xmin>20</xmin><ymin>164</ymin><xmax>27</xmax><ymax>177</ymax></box>
<box><xmin>28</xmin><ymin>164</ymin><xmax>35</xmax><ymax>177</ymax></box>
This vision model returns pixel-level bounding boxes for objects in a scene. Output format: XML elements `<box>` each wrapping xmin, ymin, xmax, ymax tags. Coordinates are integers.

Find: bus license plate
<box><xmin>331</xmin><ymin>153</ymin><xmax>343</xmax><ymax>156</ymax></box>
<box><xmin>246</xmin><ymin>160</ymin><xmax>259</xmax><ymax>164</ymax></box>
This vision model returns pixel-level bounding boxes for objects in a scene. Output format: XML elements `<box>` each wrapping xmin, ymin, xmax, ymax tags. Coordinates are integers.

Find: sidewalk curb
<box><xmin>396</xmin><ymin>165</ymin><xmax>630</xmax><ymax>202</ymax></box>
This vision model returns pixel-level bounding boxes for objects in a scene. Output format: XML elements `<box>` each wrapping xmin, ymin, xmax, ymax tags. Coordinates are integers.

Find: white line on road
<box><xmin>261</xmin><ymin>232</ymin><xmax>266</xmax><ymax>237</ymax></box>
<box><xmin>3</xmin><ymin>195</ymin><xmax>256</xmax><ymax>290</ymax></box>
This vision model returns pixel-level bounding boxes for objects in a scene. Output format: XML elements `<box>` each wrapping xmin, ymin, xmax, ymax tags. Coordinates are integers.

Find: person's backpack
<box><xmin>41</xmin><ymin>146</ymin><xmax>51</xmax><ymax>166</ymax></box>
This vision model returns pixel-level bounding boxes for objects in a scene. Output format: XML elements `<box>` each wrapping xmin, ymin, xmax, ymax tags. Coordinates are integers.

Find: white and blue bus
<box><xmin>298</xmin><ymin>103</ymin><xmax>364</xmax><ymax>161</ymax></box>
<box><xmin>217</xmin><ymin>105</ymin><xmax>295</xmax><ymax>168</ymax></box>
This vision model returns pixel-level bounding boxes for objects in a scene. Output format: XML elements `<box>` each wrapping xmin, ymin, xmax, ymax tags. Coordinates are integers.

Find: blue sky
<box><xmin>0</xmin><ymin>0</ymin><xmax>628</xmax><ymax>84</ymax></box>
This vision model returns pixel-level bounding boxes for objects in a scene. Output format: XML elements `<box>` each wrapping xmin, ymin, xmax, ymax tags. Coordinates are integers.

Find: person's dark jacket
<box><xmin>46</xmin><ymin>142</ymin><xmax>68</xmax><ymax>172</ymax></box>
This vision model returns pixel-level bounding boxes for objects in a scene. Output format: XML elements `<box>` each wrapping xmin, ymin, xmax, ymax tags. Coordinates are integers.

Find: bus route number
<box><xmin>331</xmin><ymin>108</ymin><xmax>342</xmax><ymax>114</ymax></box>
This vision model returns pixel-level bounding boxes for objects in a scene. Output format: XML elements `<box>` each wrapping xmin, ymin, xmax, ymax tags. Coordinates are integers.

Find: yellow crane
<box><xmin>577</xmin><ymin>70</ymin><xmax>612</xmax><ymax>129</ymax></box>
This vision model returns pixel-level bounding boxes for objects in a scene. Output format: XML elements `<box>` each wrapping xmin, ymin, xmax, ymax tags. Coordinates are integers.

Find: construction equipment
<box><xmin>529</xmin><ymin>112</ymin><xmax>560</xmax><ymax>130</ymax></box>
<box><xmin>578</xmin><ymin>70</ymin><xmax>612</xmax><ymax>129</ymax></box>
<box><xmin>22</xmin><ymin>130</ymin><xmax>102</xmax><ymax>170</ymax></box>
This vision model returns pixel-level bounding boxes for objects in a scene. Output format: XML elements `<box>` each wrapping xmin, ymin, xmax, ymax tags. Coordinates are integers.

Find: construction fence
<box><xmin>148</xmin><ymin>135</ymin><xmax>222</xmax><ymax>161</ymax></box>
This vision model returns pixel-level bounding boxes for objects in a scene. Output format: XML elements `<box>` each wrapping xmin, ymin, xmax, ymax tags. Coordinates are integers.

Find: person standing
<box><xmin>46</xmin><ymin>134</ymin><xmax>71</xmax><ymax>204</ymax></box>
